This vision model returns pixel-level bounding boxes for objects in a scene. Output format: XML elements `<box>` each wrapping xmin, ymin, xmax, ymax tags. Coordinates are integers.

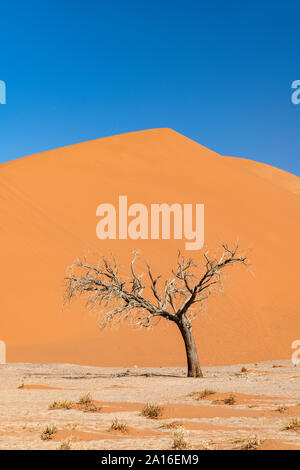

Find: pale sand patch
<box><xmin>188</xmin><ymin>391</ymin><xmax>290</xmax><ymax>405</ymax></box>
<box><xmin>257</xmin><ymin>439</ymin><xmax>300</xmax><ymax>451</ymax></box>
<box><xmin>0</xmin><ymin>361</ymin><xmax>299</xmax><ymax>450</ymax></box>
<box><xmin>53</xmin><ymin>426</ymin><xmax>162</xmax><ymax>442</ymax></box>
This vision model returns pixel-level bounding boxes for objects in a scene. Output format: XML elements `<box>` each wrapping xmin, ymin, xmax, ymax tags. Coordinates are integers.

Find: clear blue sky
<box><xmin>0</xmin><ymin>1</ymin><xmax>299</xmax><ymax>175</ymax></box>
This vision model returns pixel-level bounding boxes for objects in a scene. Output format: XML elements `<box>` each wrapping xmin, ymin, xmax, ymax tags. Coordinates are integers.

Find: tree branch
<box><xmin>64</xmin><ymin>243</ymin><xmax>248</xmax><ymax>329</ymax></box>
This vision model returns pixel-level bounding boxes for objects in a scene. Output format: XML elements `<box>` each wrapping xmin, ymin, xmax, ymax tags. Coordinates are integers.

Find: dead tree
<box><xmin>65</xmin><ymin>244</ymin><xmax>247</xmax><ymax>378</ymax></box>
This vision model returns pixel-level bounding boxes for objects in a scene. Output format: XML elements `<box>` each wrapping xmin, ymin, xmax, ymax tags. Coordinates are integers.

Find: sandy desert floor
<box><xmin>0</xmin><ymin>360</ymin><xmax>300</xmax><ymax>450</ymax></box>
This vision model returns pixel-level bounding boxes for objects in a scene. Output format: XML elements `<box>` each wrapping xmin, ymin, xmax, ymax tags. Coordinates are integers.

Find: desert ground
<box><xmin>0</xmin><ymin>360</ymin><xmax>299</xmax><ymax>450</ymax></box>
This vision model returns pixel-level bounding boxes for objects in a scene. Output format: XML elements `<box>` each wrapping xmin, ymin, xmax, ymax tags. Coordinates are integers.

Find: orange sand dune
<box><xmin>0</xmin><ymin>128</ymin><xmax>299</xmax><ymax>366</ymax></box>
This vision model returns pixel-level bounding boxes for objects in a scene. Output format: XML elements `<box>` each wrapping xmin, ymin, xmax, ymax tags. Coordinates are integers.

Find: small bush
<box><xmin>160</xmin><ymin>421</ymin><xmax>181</xmax><ymax>429</ymax></box>
<box><xmin>240</xmin><ymin>367</ymin><xmax>247</xmax><ymax>373</ymax></box>
<box><xmin>63</xmin><ymin>423</ymin><xmax>78</xmax><ymax>431</ymax></box>
<box><xmin>40</xmin><ymin>424</ymin><xmax>57</xmax><ymax>441</ymax></box>
<box><xmin>56</xmin><ymin>439</ymin><xmax>73</xmax><ymax>450</ymax></box>
<box><xmin>282</xmin><ymin>418</ymin><xmax>300</xmax><ymax>432</ymax></box>
<box><xmin>189</xmin><ymin>389</ymin><xmax>216</xmax><ymax>400</ymax></box>
<box><xmin>49</xmin><ymin>400</ymin><xmax>74</xmax><ymax>410</ymax></box>
<box><xmin>109</xmin><ymin>418</ymin><xmax>128</xmax><ymax>433</ymax></box>
<box><xmin>275</xmin><ymin>405</ymin><xmax>287</xmax><ymax>413</ymax></box>
<box><xmin>201</xmin><ymin>440</ymin><xmax>213</xmax><ymax>450</ymax></box>
<box><xmin>82</xmin><ymin>402</ymin><xmax>102</xmax><ymax>413</ymax></box>
<box><xmin>141</xmin><ymin>403</ymin><xmax>163</xmax><ymax>419</ymax></box>
<box><xmin>224</xmin><ymin>394</ymin><xmax>236</xmax><ymax>405</ymax></box>
<box><xmin>171</xmin><ymin>426</ymin><xmax>190</xmax><ymax>450</ymax></box>
<box><xmin>238</xmin><ymin>435</ymin><xmax>262</xmax><ymax>450</ymax></box>
<box><xmin>78</xmin><ymin>393</ymin><xmax>93</xmax><ymax>405</ymax></box>
<box><xmin>76</xmin><ymin>393</ymin><xmax>101</xmax><ymax>412</ymax></box>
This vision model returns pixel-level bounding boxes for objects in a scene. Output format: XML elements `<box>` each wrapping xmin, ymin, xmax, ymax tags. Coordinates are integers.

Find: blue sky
<box><xmin>0</xmin><ymin>1</ymin><xmax>299</xmax><ymax>175</ymax></box>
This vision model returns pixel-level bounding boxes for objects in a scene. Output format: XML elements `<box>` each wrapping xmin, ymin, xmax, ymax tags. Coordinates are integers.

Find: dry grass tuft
<box><xmin>211</xmin><ymin>399</ymin><xmax>222</xmax><ymax>405</ymax></box>
<box><xmin>160</xmin><ymin>421</ymin><xmax>181</xmax><ymax>429</ymax></box>
<box><xmin>48</xmin><ymin>394</ymin><xmax>101</xmax><ymax>413</ymax></box>
<box><xmin>275</xmin><ymin>405</ymin><xmax>288</xmax><ymax>413</ymax></box>
<box><xmin>171</xmin><ymin>426</ymin><xmax>191</xmax><ymax>450</ymax></box>
<box><xmin>109</xmin><ymin>418</ymin><xmax>128</xmax><ymax>433</ymax></box>
<box><xmin>238</xmin><ymin>434</ymin><xmax>263</xmax><ymax>450</ymax></box>
<box><xmin>223</xmin><ymin>394</ymin><xmax>236</xmax><ymax>405</ymax></box>
<box><xmin>201</xmin><ymin>440</ymin><xmax>214</xmax><ymax>450</ymax></box>
<box><xmin>212</xmin><ymin>393</ymin><xmax>236</xmax><ymax>406</ymax></box>
<box><xmin>75</xmin><ymin>393</ymin><xmax>101</xmax><ymax>412</ymax></box>
<box><xmin>56</xmin><ymin>439</ymin><xmax>73</xmax><ymax>450</ymax></box>
<box><xmin>189</xmin><ymin>389</ymin><xmax>216</xmax><ymax>400</ymax></box>
<box><xmin>282</xmin><ymin>418</ymin><xmax>300</xmax><ymax>432</ymax></box>
<box><xmin>49</xmin><ymin>400</ymin><xmax>74</xmax><ymax>410</ymax></box>
<box><xmin>40</xmin><ymin>424</ymin><xmax>57</xmax><ymax>441</ymax></box>
<box><xmin>141</xmin><ymin>403</ymin><xmax>163</xmax><ymax>419</ymax></box>
<box><xmin>78</xmin><ymin>393</ymin><xmax>93</xmax><ymax>405</ymax></box>
<box><xmin>63</xmin><ymin>423</ymin><xmax>78</xmax><ymax>431</ymax></box>
<box><xmin>233</xmin><ymin>435</ymin><xmax>263</xmax><ymax>450</ymax></box>
<box><xmin>82</xmin><ymin>402</ymin><xmax>102</xmax><ymax>413</ymax></box>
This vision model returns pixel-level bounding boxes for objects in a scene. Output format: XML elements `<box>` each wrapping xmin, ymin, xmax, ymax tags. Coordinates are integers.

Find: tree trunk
<box><xmin>177</xmin><ymin>318</ymin><xmax>203</xmax><ymax>378</ymax></box>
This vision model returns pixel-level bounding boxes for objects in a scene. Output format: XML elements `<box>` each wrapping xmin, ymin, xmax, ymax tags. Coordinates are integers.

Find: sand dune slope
<box><xmin>0</xmin><ymin>129</ymin><xmax>299</xmax><ymax>366</ymax></box>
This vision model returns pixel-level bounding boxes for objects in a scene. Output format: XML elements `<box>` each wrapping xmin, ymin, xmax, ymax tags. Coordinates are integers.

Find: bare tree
<box><xmin>65</xmin><ymin>244</ymin><xmax>247</xmax><ymax>378</ymax></box>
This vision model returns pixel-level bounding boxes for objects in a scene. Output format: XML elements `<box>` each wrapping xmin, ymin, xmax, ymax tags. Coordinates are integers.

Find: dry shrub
<box><xmin>238</xmin><ymin>435</ymin><xmax>263</xmax><ymax>450</ymax></box>
<box><xmin>201</xmin><ymin>440</ymin><xmax>214</xmax><ymax>450</ymax></box>
<box><xmin>40</xmin><ymin>424</ymin><xmax>57</xmax><ymax>441</ymax></box>
<box><xmin>75</xmin><ymin>393</ymin><xmax>101</xmax><ymax>412</ymax></box>
<box><xmin>171</xmin><ymin>426</ymin><xmax>190</xmax><ymax>450</ymax></box>
<box><xmin>282</xmin><ymin>418</ymin><xmax>300</xmax><ymax>432</ymax></box>
<box><xmin>189</xmin><ymin>389</ymin><xmax>216</xmax><ymax>400</ymax></box>
<box><xmin>141</xmin><ymin>403</ymin><xmax>163</xmax><ymax>419</ymax></box>
<box><xmin>212</xmin><ymin>394</ymin><xmax>236</xmax><ymax>406</ymax></box>
<box><xmin>224</xmin><ymin>394</ymin><xmax>236</xmax><ymax>405</ymax></box>
<box><xmin>56</xmin><ymin>439</ymin><xmax>73</xmax><ymax>450</ymax></box>
<box><xmin>63</xmin><ymin>423</ymin><xmax>78</xmax><ymax>431</ymax></box>
<box><xmin>48</xmin><ymin>394</ymin><xmax>101</xmax><ymax>413</ymax></box>
<box><xmin>82</xmin><ymin>402</ymin><xmax>102</xmax><ymax>413</ymax></box>
<box><xmin>160</xmin><ymin>421</ymin><xmax>181</xmax><ymax>429</ymax></box>
<box><xmin>49</xmin><ymin>400</ymin><xmax>74</xmax><ymax>410</ymax></box>
<box><xmin>78</xmin><ymin>393</ymin><xmax>93</xmax><ymax>405</ymax></box>
<box><xmin>109</xmin><ymin>418</ymin><xmax>128</xmax><ymax>433</ymax></box>
<box><xmin>276</xmin><ymin>405</ymin><xmax>287</xmax><ymax>413</ymax></box>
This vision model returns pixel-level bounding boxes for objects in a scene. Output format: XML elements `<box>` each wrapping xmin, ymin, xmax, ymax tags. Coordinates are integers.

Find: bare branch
<box><xmin>64</xmin><ymin>243</ymin><xmax>248</xmax><ymax>330</ymax></box>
